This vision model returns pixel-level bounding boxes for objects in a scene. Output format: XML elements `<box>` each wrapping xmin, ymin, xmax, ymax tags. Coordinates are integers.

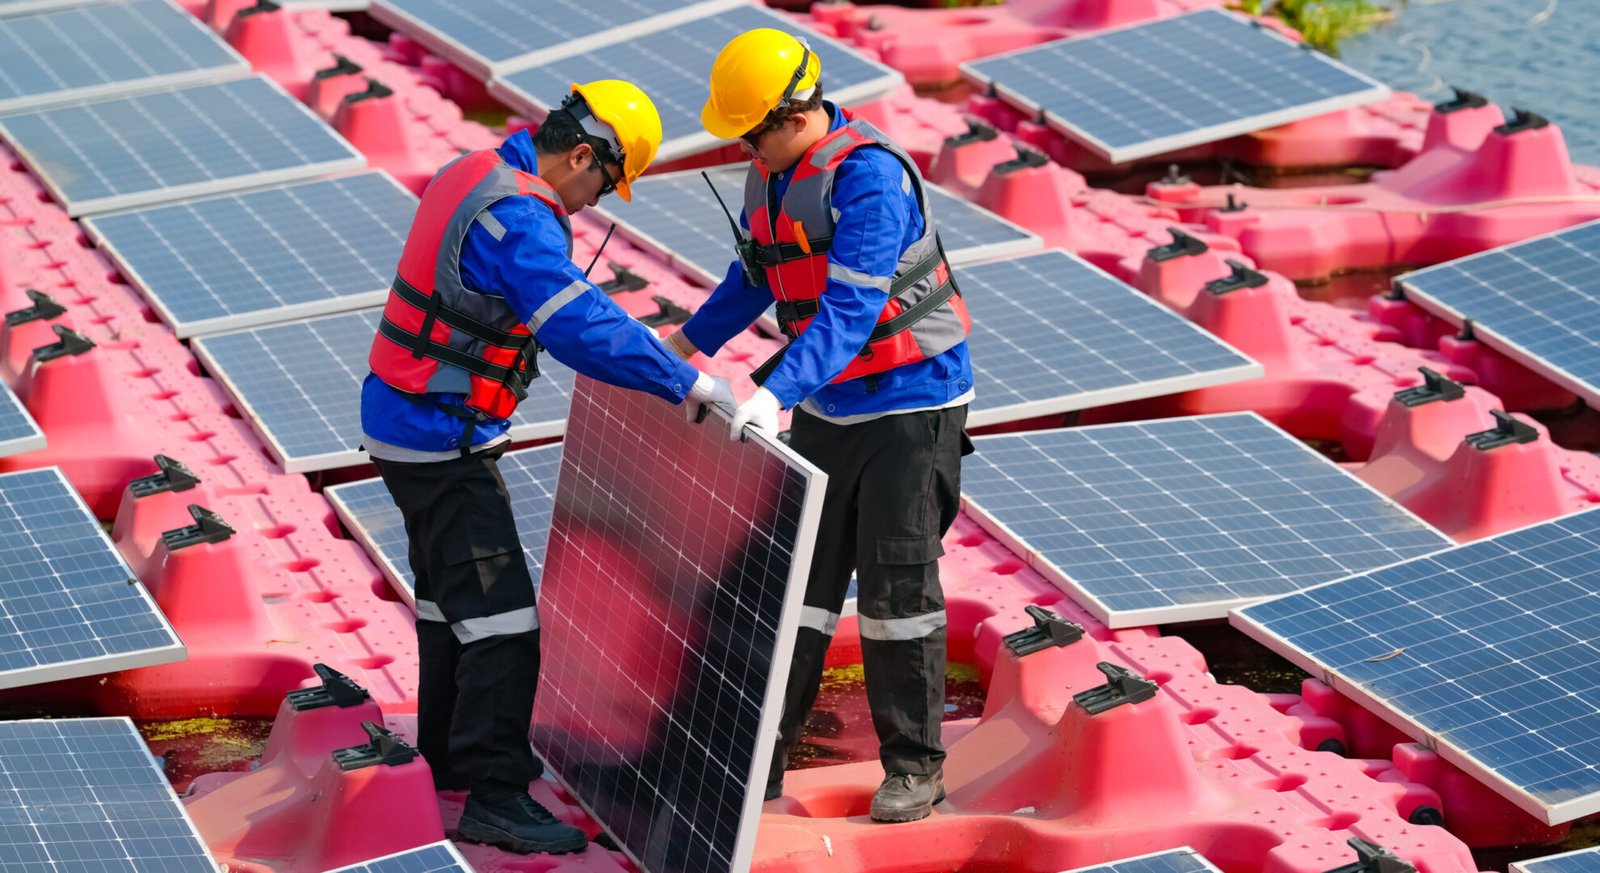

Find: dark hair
<box><xmin>531</xmin><ymin>109</ymin><xmax>616</xmax><ymax>164</ymax></box>
<box><xmin>751</xmin><ymin>81</ymin><xmax>825</xmax><ymax>136</ymax></box>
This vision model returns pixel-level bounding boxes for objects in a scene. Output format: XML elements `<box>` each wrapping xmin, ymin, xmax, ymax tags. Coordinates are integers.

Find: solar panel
<box><xmin>1061</xmin><ymin>849</ymin><xmax>1222</xmax><ymax>873</ymax></box>
<box><xmin>489</xmin><ymin>4</ymin><xmax>903</xmax><ymax>164</ymax></box>
<box><xmin>83</xmin><ymin>172</ymin><xmax>415</xmax><ymax>337</ymax></box>
<box><xmin>0</xmin><ymin>0</ymin><xmax>248</xmax><ymax>114</ymax></box>
<box><xmin>191</xmin><ymin>309</ymin><xmax>575</xmax><ymax>473</ymax></box>
<box><xmin>958</xmin><ymin>249</ymin><xmax>1262</xmax><ymax>427</ymax></box>
<box><xmin>962</xmin><ymin>413</ymin><xmax>1452</xmax><ymax>628</ymax></box>
<box><xmin>1396</xmin><ymin>218</ymin><xmax>1600</xmax><ymax>408</ymax></box>
<box><xmin>370</xmin><ymin>0</ymin><xmax>742</xmax><ymax>79</ymax></box>
<box><xmin>0</xmin><ymin>467</ymin><xmax>185</xmax><ymax>688</ymax></box>
<box><xmin>0</xmin><ymin>74</ymin><xmax>365</xmax><ymax>216</ymax></box>
<box><xmin>961</xmin><ymin>8</ymin><xmax>1389</xmax><ymax>164</ymax></box>
<box><xmin>532</xmin><ymin>376</ymin><xmax>821</xmax><ymax>873</ymax></box>
<box><xmin>1234</xmin><ymin>506</ymin><xmax>1600</xmax><ymax>825</ymax></box>
<box><xmin>1514</xmin><ymin>848</ymin><xmax>1600</xmax><ymax>873</ymax></box>
<box><xmin>594</xmin><ymin>164</ymin><xmax>1043</xmax><ymax>288</ymax></box>
<box><xmin>0</xmin><ymin>380</ymin><xmax>44</xmax><ymax>457</ymax></box>
<box><xmin>0</xmin><ymin>717</ymin><xmax>217</xmax><ymax>872</ymax></box>
<box><xmin>325</xmin><ymin>840</ymin><xmax>474</xmax><ymax>872</ymax></box>
<box><xmin>0</xmin><ymin>0</ymin><xmax>97</xmax><ymax>17</ymax></box>
<box><xmin>327</xmin><ymin>443</ymin><xmax>563</xmax><ymax>608</ymax></box>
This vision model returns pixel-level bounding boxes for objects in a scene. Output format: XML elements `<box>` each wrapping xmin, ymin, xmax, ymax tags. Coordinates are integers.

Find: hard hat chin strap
<box><xmin>780</xmin><ymin>43</ymin><xmax>813</xmax><ymax>104</ymax></box>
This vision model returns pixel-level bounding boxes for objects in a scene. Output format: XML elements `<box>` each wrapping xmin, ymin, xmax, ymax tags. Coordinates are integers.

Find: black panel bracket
<box><xmin>313</xmin><ymin>54</ymin><xmax>363</xmax><ymax>81</ymax></box>
<box><xmin>342</xmin><ymin>78</ymin><xmax>394</xmax><ymax>107</ymax></box>
<box><xmin>5</xmin><ymin>289</ymin><xmax>67</xmax><ymax>327</ymax></box>
<box><xmin>1494</xmin><ymin>107</ymin><xmax>1549</xmax><ymax>136</ymax></box>
<box><xmin>598</xmin><ymin>265</ymin><xmax>649</xmax><ymax>295</ymax></box>
<box><xmin>130</xmin><ymin>455</ymin><xmax>201</xmax><ymax>499</ymax></box>
<box><xmin>1393</xmin><ymin>367</ymin><xmax>1465</xmax><ymax>407</ymax></box>
<box><xmin>1149</xmin><ymin>227</ymin><xmax>1209</xmax><ymax>262</ymax></box>
<box><xmin>333</xmin><ymin>721</ymin><xmax>419</xmax><ymax>771</ymax></box>
<box><xmin>31</xmin><ymin>324</ymin><xmax>94</xmax><ymax>362</ymax></box>
<box><xmin>287</xmin><ymin>663</ymin><xmax>372</xmax><ymax>712</ymax></box>
<box><xmin>1204</xmin><ymin>260</ymin><xmax>1269</xmax><ymax>296</ymax></box>
<box><xmin>1466</xmin><ymin>409</ymin><xmax>1538</xmax><ymax>451</ymax></box>
<box><xmin>638</xmin><ymin>295</ymin><xmax>692</xmax><ymax>328</ymax></box>
<box><xmin>160</xmin><ymin>504</ymin><xmax>235</xmax><ymax>551</ymax></box>
<box><xmin>994</xmin><ymin>147</ymin><xmax>1049</xmax><ymax>176</ymax></box>
<box><xmin>1320</xmin><ymin>838</ymin><xmax>1417</xmax><ymax>873</ymax></box>
<box><xmin>1003</xmin><ymin>605</ymin><xmax>1085</xmax><ymax>656</ymax></box>
<box><xmin>1434</xmin><ymin>86</ymin><xmax>1487</xmax><ymax>114</ymax></box>
<box><xmin>943</xmin><ymin>118</ymin><xmax>999</xmax><ymax>149</ymax></box>
<box><xmin>1073</xmin><ymin>662</ymin><xmax>1158</xmax><ymax>714</ymax></box>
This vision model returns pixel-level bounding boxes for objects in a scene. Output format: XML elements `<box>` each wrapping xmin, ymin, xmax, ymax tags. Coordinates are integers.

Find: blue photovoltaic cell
<box><xmin>0</xmin><ymin>467</ymin><xmax>185</xmax><ymax>689</ymax></box>
<box><xmin>0</xmin><ymin>0</ymin><xmax>247</xmax><ymax>113</ymax></box>
<box><xmin>0</xmin><ymin>0</ymin><xmax>97</xmax><ymax>16</ymax></box>
<box><xmin>0</xmin><ymin>718</ymin><xmax>216</xmax><ymax>872</ymax></box>
<box><xmin>370</xmin><ymin>0</ymin><xmax>734</xmax><ymax>77</ymax></box>
<box><xmin>490</xmin><ymin>4</ymin><xmax>901</xmax><ymax>163</ymax></box>
<box><xmin>192</xmin><ymin>309</ymin><xmax>576</xmax><ymax>473</ymax></box>
<box><xmin>0</xmin><ymin>380</ymin><xmax>44</xmax><ymax>457</ymax></box>
<box><xmin>327</xmin><ymin>443</ymin><xmax>564</xmax><ymax>606</ymax></box>
<box><xmin>0</xmin><ymin>74</ymin><xmax>364</xmax><ymax>215</ymax></box>
<box><xmin>84</xmin><ymin>172</ymin><xmax>415</xmax><ymax>337</ymax></box>
<box><xmin>1515</xmin><ymin>848</ymin><xmax>1600</xmax><ymax>873</ymax></box>
<box><xmin>1397</xmin><ymin>218</ymin><xmax>1600</xmax><ymax>407</ymax></box>
<box><xmin>961</xmin><ymin>8</ymin><xmax>1388</xmax><ymax>163</ymax></box>
<box><xmin>1234</xmin><ymin>506</ymin><xmax>1600</xmax><ymax>825</ymax></box>
<box><xmin>957</xmin><ymin>250</ymin><xmax>1261</xmax><ymax>427</ymax></box>
<box><xmin>326</xmin><ymin>840</ymin><xmax>473</xmax><ymax>872</ymax></box>
<box><xmin>1062</xmin><ymin>849</ymin><xmax>1222</xmax><ymax>873</ymax></box>
<box><xmin>963</xmin><ymin>413</ymin><xmax>1451</xmax><ymax>627</ymax></box>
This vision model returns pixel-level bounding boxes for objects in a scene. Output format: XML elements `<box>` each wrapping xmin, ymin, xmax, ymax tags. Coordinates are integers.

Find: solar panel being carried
<box><xmin>532</xmin><ymin>376</ymin><xmax>821</xmax><ymax>873</ymax></box>
<box><xmin>84</xmin><ymin>172</ymin><xmax>415</xmax><ymax>337</ymax></box>
<box><xmin>327</xmin><ymin>443</ymin><xmax>563</xmax><ymax>608</ymax></box>
<box><xmin>489</xmin><ymin>4</ymin><xmax>903</xmax><ymax>164</ymax></box>
<box><xmin>0</xmin><ymin>467</ymin><xmax>185</xmax><ymax>688</ymax></box>
<box><xmin>0</xmin><ymin>74</ymin><xmax>364</xmax><ymax>215</ymax></box>
<box><xmin>1060</xmin><ymin>849</ymin><xmax>1222</xmax><ymax>873</ymax></box>
<box><xmin>0</xmin><ymin>717</ymin><xmax>218</xmax><ymax>872</ymax></box>
<box><xmin>325</xmin><ymin>841</ymin><xmax>475</xmax><ymax>873</ymax></box>
<box><xmin>961</xmin><ymin>8</ymin><xmax>1389</xmax><ymax>164</ymax></box>
<box><xmin>1234</xmin><ymin>506</ymin><xmax>1600</xmax><ymax>825</ymax></box>
<box><xmin>370</xmin><ymin>0</ymin><xmax>743</xmax><ymax>79</ymax></box>
<box><xmin>962</xmin><ymin>413</ymin><xmax>1452</xmax><ymax>627</ymax></box>
<box><xmin>1514</xmin><ymin>847</ymin><xmax>1600</xmax><ymax>873</ymax></box>
<box><xmin>0</xmin><ymin>0</ymin><xmax>248</xmax><ymax>114</ymax></box>
<box><xmin>191</xmin><ymin>309</ymin><xmax>575</xmax><ymax>473</ymax></box>
<box><xmin>0</xmin><ymin>380</ymin><xmax>44</xmax><ymax>457</ymax></box>
<box><xmin>1396</xmin><ymin>218</ymin><xmax>1600</xmax><ymax>409</ymax></box>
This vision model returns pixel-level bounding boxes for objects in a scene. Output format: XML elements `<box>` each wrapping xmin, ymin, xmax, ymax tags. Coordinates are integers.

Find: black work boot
<box><xmin>457</xmin><ymin>788</ymin><xmax>588</xmax><ymax>855</ymax></box>
<box><xmin>763</xmin><ymin>744</ymin><xmax>787</xmax><ymax>801</ymax></box>
<box><xmin>869</xmin><ymin>772</ymin><xmax>945</xmax><ymax>823</ymax></box>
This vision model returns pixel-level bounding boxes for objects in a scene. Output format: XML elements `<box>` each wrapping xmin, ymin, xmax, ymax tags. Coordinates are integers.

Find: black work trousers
<box><xmin>772</xmin><ymin>404</ymin><xmax>968</xmax><ymax>781</ymax></box>
<box><xmin>372</xmin><ymin>443</ymin><xmax>541</xmax><ymax>792</ymax></box>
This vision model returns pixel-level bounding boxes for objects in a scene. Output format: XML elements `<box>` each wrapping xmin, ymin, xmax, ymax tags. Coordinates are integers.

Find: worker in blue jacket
<box><xmin>362</xmin><ymin>80</ymin><xmax>734</xmax><ymax>855</ymax></box>
<box><xmin>666</xmin><ymin>30</ymin><xmax>974</xmax><ymax>822</ymax></box>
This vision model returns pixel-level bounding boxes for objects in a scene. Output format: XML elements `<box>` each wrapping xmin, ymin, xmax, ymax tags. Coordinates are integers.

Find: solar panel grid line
<box><xmin>961</xmin><ymin>412</ymin><xmax>1451</xmax><ymax>628</ymax></box>
<box><xmin>1058</xmin><ymin>847</ymin><xmax>1223</xmax><ymax>873</ymax></box>
<box><xmin>1512</xmin><ymin>846</ymin><xmax>1600</xmax><ymax>873</ymax></box>
<box><xmin>0</xmin><ymin>0</ymin><xmax>97</xmax><ymax>16</ymax></box>
<box><xmin>0</xmin><ymin>717</ymin><xmax>220</xmax><ymax>872</ymax></box>
<box><xmin>0</xmin><ymin>0</ymin><xmax>251</xmax><ymax>114</ymax></box>
<box><xmin>0</xmin><ymin>75</ymin><xmax>365</xmax><ymax>216</ymax></box>
<box><xmin>323</xmin><ymin>840</ymin><xmax>475</xmax><ymax>872</ymax></box>
<box><xmin>1397</xmin><ymin>217</ymin><xmax>1600</xmax><ymax>407</ymax></box>
<box><xmin>83</xmin><ymin>172</ymin><xmax>415</xmax><ymax>338</ymax></box>
<box><xmin>1230</xmin><ymin>506</ymin><xmax>1600</xmax><ymax>824</ymax></box>
<box><xmin>0</xmin><ymin>381</ymin><xmax>44</xmax><ymax>457</ymax></box>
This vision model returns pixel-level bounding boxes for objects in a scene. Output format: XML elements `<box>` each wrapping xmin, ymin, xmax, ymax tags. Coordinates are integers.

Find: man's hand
<box><xmin>729</xmin><ymin>387</ymin><xmax>781</xmax><ymax>441</ymax></box>
<box><xmin>686</xmin><ymin>372</ymin><xmax>736</xmax><ymax>422</ymax></box>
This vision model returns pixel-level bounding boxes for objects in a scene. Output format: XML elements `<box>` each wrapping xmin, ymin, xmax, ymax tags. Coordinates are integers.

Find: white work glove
<box><xmin>686</xmin><ymin>371</ymin><xmax>736</xmax><ymax>422</ymax></box>
<box><xmin>729</xmin><ymin>387</ymin><xmax>781</xmax><ymax>441</ymax></box>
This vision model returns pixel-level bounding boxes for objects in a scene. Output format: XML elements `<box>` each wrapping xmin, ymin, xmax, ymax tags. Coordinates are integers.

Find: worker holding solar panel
<box><xmin>360</xmin><ymin>79</ymin><xmax>735</xmax><ymax>855</ymax></box>
<box><xmin>667</xmin><ymin>29</ymin><xmax>974</xmax><ymax>823</ymax></box>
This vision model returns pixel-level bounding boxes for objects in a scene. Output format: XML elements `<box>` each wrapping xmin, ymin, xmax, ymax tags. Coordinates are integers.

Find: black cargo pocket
<box><xmin>443</xmin><ymin>525</ymin><xmax>526</xmax><ymax>598</ymax></box>
<box><xmin>960</xmin><ymin>430</ymin><xmax>975</xmax><ymax>457</ymax></box>
<box><xmin>877</xmin><ymin>534</ymin><xmax>944</xmax><ymax>566</ymax></box>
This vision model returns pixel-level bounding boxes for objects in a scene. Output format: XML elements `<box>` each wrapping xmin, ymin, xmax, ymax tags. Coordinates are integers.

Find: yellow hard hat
<box><xmin>567</xmin><ymin>80</ymin><xmax>662</xmax><ymax>201</ymax></box>
<box><xmin>701</xmin><ymin>28</ymin><xmax>821</xmax><ymax>141</ymax></box>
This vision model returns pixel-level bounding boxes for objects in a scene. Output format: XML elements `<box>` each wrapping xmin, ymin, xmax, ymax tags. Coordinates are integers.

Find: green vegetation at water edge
<box><xmin>1238</xmin><ymin>0</ymin><xmax>1391</xmax><ymax>54</ymax></box>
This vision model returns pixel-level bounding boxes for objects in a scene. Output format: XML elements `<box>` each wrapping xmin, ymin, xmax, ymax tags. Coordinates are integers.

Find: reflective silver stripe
<box><xmin>857</xmin><ymin>610</ymin><xmax>946</xmax><ymax>641</ymax></box>
<box><xmin>810</xmin><ymin>134</ymin><xmax>855</xmax><ymax>169</ymax></box>
<box><xmin>828</xmin><ymin>263</ymin><xmax>891</xmax><ymax>292</ymax></box>
<box><xmin>798</xmin><ymin>606</ymin><xmax>840</xmax><ymax>636</ymax></box>
<box><xmin>475</xmin><ymin>210</ymin><xmax>507</xmax><ymax>241</ymax></box>
<box><xmin>414</xmin><ymin>599</ymin><xmax>447</xmax><ymax>623</ymax></box>
<box><xmin>451</xmin><ymin>606</ymin><xmax>538</xmax><ymax>644</ymax></box>
<box><xmin>528</xmin><ymin>280</ymin><xmax>587</xmax><ymax>334</ymax></box>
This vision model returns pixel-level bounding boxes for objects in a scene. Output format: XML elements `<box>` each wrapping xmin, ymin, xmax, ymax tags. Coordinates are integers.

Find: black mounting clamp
<box><xmin>1320</xmin><ymin>838</ymin><xmax>1417</xmax><ymax>873</ymax></box>
<box><xmin>313</xmin><ymin>54</ymin><xmax>363</xmax><ymax>81</ymax></box>
<box><xmin>130</xmin><ymin>455</ymin><xmax>201</xmax><ymax>499</ymax></box>
<box><xmin>944</xmin><ymin>119</ymin><xmax>999</xmax><ymax>149</ymax></box>
<box><xmin>1466</xmin><ymin>409</ymin><xmax>1538</xmax><ymax>451</ymax></box>
<box><xmin>160</xmin><ymin>505</ymin><xmax>235</xmax><ymax>551</ymax></box>
<box><xmin>1494</xmin><ymin>107</ymin><xmax>1549</xmax><ymax>136</ymax></box>
<box><xmin>287</xmin><ymin>663</ymin><xmax>373</xmax><ymax>712</ymax></box>
<box><xmin>1433</xmin><ymin>87</ymin><xmax>1487</xmax><ymax>114</ymax></box>
<box><xmin>1003</xmin><ymin>605</ymin><xmax>1085</xmax><ymax>656</ymax></box>
<box><xmin>5</xmin><ymin>289</ymin><xmax>67</xmax><ymax>327</ymax></box>
<box><xmin>234</xmin><ymin>0</ymin><xmax>281</xmax><ymax>20</ymax></box>
<box><xmin>1393</xmin><ymin>367</ymin><xmax>1466</xmax><ymax>407</ymax></box>
<box><xmin>1073</xmin><ymin>662</ymin><xmax>1158</xmax><ymax>715</ymax></box>
<box><xmin>1220</xmin><ymin>193</ymin><xmax>1248</xmax><ymax>213</ymax></box>
<box><xmin>638</xmin><ymin>296</ymin><xmax>692</xmax><ymax>328</ymax></box>
<box><xmin>31</xmin><ymin>324</ymin><xmax>94</xmax><ymax>362</ymax></box>
<box><xmin>342</xmin><ymin>78</ymin><xmax>394</xmax><ymax>107</ymax></box>
<box><xmin>1148</xmin><ymin>227</ymin><xmax>1209</xmax><ymax>263</ymax></box>
<box><xmin>598</xmin><ymin>265</ymin><xmax>649</xmax><ymax>295</ymax></box>
<box><xmin>1204</xmin><ymin>260</ymin><xmax>1269</xmax><ymax>296</ymax></box>
<box><xmin>333</xmin><ymin>721</ymin><xmax>419</xmax><ymax>771</ymax></box>
<box><xmin>994</xmin><ymin>147</ymin><xmax>1049</xmax><ymax>176</ymax></box>
<box><xmin>1158</xmin><ymin>164</ymin><xmax>1191</xmax><ymax>186</ymax></box>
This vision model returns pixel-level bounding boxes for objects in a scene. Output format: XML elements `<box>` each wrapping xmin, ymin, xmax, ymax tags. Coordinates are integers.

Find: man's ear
<box><xmin>569</xmin><ymin>144</ymin><xmax>592</xmax><ymax>171</ymax></box>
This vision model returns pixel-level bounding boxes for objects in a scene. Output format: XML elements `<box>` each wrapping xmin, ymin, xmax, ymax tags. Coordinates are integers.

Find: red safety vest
<box><xmin>368</xmin><ymin>150</ymin><xmax>572</xmax><ymax>421</ymax></box>
<box><xmin>744</xmin><ymin>112</ymin><xmax>970</xmax><ymax>385</ymax></box>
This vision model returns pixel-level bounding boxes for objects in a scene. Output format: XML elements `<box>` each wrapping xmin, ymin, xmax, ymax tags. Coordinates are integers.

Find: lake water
<box><xmin>1337</xmin><ymin>0</ymin><xmax>1599</xmax><ymax>166</ymax></box>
